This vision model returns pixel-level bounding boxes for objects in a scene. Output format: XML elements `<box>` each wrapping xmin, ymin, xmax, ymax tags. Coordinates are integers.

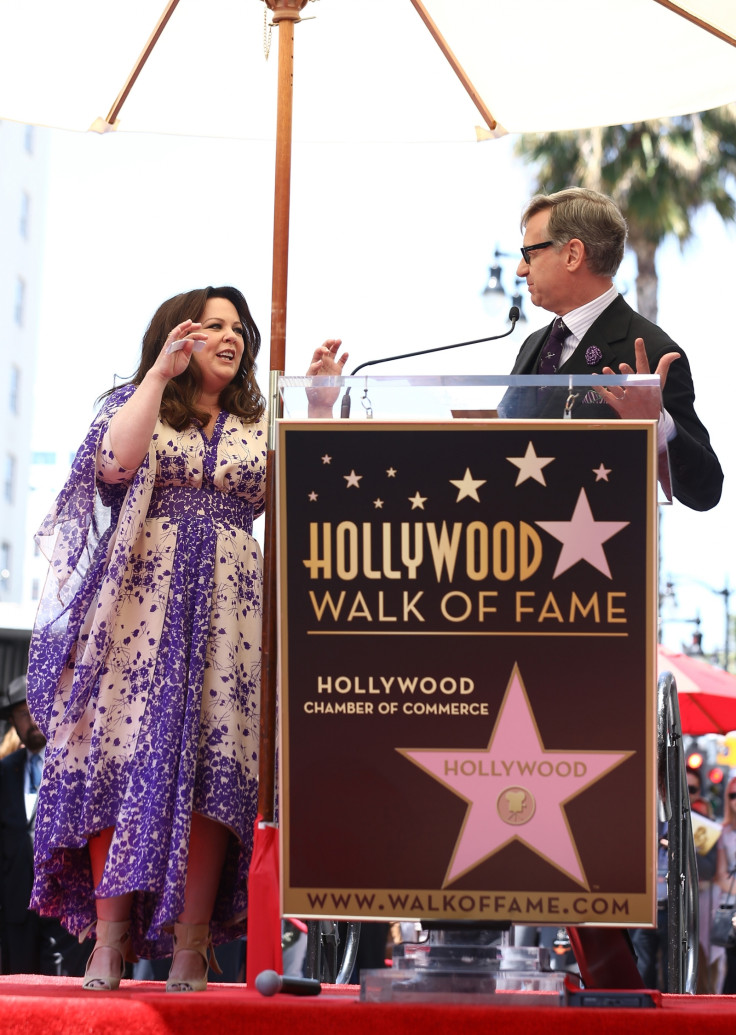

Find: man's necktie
<box><xmin>29</xmin><ymin>752</ymin><xmax>42</xmax><ymax>793</ymax></box>
<box><xmin>537</xmin><ymin>318</ymin><xmax>569</xmax><ymax>375</ymax></box>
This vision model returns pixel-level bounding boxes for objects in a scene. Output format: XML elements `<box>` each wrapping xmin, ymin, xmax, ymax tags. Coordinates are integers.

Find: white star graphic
<box><xmin>536</xmin><ymin>488</ymin><xmax>629</xmax><ymax>578</ymax></box>
<box><xmin>344</xmin><ymin>470</ymin><xmax>363</xmax><ymax>488</ymax></box>
<box><xmin>373</xmin><ymin>498</ymin><xmax>384</xmax><ymax>509</ymax></box>
<box><xmin>308</xmin><ymin>491</ymin><xmax>318</xmax><ymax>502</ymax></box>
<box><xmin>593</xmin><ymin>463</ymin><xmax>612</xmax><ymax>481</ymax></box>
<box><xmin>400</xmin><ymin>665</ymin><xmax>630</xmax><ymax>887</ymax></box>
<box><xmin>450</xmin><ymin>468</ymin><xmax>486</xmax><ymax>502</ymax></box>
<box><xmin>409</xmin><ymin>492</ymin><xmax>427</xmax><ymax>510</ymax></box>
<box><xmin>321</xmin><ymin>454</ymin><xmax>332</xmax><ymax>465</ymax></box>
<box><xmin>386</xmin><ymin>467</ymin><xmax>397</xmax><ymax>478</ymax></box>
<box><xmin>507</xmin><ymin>441</ymin><xmax>555</xmax><ymax>486</ymax></box>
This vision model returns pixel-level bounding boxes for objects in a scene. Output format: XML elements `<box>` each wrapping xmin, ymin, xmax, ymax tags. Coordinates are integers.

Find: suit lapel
<box><xmin>513</xmin><ymin>296</ymin><xmax>633</xmax><ymax>376</ymax></box>
<box><xmin>559</xmin><ymin>295</ymin><xmax>633</xmax><ymax>374</ymax></box>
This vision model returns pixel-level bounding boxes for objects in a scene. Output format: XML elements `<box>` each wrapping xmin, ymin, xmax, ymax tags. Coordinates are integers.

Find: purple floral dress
<box><xmin>27</xmin><ymin>385</ymin><xmax>267</xmax><ymax>958</ymax></box>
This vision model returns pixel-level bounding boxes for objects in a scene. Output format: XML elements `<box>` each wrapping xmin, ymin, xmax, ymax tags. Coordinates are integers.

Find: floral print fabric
<box><xmin>27</xmin><ymin>386</ymin><xmax>267</xmax><ymax>958</ymax></box>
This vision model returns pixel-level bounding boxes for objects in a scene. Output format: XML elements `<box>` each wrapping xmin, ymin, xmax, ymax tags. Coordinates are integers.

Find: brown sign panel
<box><xmin>277</xmin><ymin>420</ymin><xmax>658</xmax><ymax>926</ymax></box>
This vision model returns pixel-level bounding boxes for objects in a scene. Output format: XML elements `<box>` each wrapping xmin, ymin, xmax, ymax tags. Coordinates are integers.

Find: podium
<box><xmin>275</xmin><ymin>374</ymin><xmax>664</xmax><ymax>979</ymax></box>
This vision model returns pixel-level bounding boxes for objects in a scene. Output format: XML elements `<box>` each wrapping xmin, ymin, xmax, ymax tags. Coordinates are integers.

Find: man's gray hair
<box><xmin>521</xmin><ymin>188</ymin><xmax>627</xmax><ymax>277</ymax></box>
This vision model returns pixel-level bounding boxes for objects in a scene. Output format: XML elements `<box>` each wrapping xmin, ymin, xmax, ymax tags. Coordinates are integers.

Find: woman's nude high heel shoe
<box><xmin>82</xmin><ymin>919</ymin><xmax>132</xmax><ymax>991</ymax></box>
<box><xmin>166</xmin><ymin>922</ymin><xmax>222</xmax><ymax>992</ymax></box>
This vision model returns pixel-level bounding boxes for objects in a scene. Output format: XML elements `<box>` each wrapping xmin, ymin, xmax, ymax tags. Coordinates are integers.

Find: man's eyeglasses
<box><xmin>520</xmin><ymin>240</ymin><xmax>554</xmax><ymax>264</ymax></box>
<box><xmin>687</xmin><ymin>785</ymin><xmax>699</xmax><ymax>795</ymax></box>
<box><xmin>729</xmin><ymin>792</ymin><xmax>736</xmax><ymax>801</ymax></box>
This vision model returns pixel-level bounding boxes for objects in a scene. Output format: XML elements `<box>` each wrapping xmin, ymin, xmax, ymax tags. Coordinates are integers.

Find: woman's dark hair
<box><xmin>101</xmin><ymin>286</ymin><xmax>265</xmax><ymax>429</ymax></box>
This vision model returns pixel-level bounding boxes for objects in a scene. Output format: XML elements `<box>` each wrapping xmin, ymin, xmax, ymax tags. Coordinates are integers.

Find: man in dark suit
<box><xmin>502</xmin><ymin>187</ymin><xmax>722</xmax><ymax>513</ymax></box>
<box><xmin>0</xmin><ymin>675</ymin><xmax>90</xmax><ymax>975</ymax></box>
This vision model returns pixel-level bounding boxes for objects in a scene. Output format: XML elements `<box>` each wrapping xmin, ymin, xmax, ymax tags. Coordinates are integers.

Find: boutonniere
<box><xmin>585</xmin><ymin>346</ymin><xmax>603</xmax><ymax>366</ymax></box>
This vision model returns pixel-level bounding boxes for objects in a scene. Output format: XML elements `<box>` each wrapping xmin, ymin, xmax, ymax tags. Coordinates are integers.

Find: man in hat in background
<box><xmin>0</xmin><ymin>674</ymin><xmax>90</xmax><ymax>975</ymax></box>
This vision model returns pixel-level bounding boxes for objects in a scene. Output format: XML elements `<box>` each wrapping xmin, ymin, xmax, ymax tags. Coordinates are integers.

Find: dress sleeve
<box><xmin>27</xmin><ymin>384</ymin><xmax>157</xmax><ymax>740</ymax></box>
<box><xmin>97</xmin><ymin>429</ymin><xmax>139</xmax><ymax>485</ymax></box>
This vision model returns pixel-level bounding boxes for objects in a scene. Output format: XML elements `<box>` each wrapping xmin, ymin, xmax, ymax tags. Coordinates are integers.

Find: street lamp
<box><xmin>662</xmin><ymin>576</ymin><xmax>732</xmax><ymax>672</ymax></box>
<box><xmin>480</xmin><ymin>248</ymin><xmax>528</xmax><ymax>323</ymax></box>
<box><xmin>714</xmin><ymin>579</ymin><xmax>732</xmax><ymax>673</ymax></box>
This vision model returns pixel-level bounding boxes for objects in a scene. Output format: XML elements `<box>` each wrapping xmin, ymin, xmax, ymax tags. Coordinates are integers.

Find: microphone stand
<box><xmin>340</xmin><ymin>306</ymin><xmax>520</xmax><ymax>418</ymax></box>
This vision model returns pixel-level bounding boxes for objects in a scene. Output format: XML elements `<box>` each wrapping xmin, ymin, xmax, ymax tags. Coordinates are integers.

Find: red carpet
<box><xmin>0</xmin><ymin>976</ymin><xmax>735</xmax><ymax>1034</ymax></box>
<box><xmin>1</xmin><ymin>972</ymin><xmax>736</xmax><ymax>1030</ymax></box>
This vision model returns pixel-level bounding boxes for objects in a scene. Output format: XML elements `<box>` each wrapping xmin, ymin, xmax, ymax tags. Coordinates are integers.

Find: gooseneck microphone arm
<box><xmin>350</xmin><ymin>306</ymin><xmax>520</xmax><ymax>376</ymax></box>
<box><xmin>340</xmin><ymin>306</ymin><xmax>520</xmax><ymax>417</ymax></box>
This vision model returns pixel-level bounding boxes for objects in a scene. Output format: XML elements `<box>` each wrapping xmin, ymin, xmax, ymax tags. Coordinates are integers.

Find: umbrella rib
<box><xmin>650</xmin><ymin>0</ymin><xmax>736</xmax><ymax>47</ymax></box>
<box><xmin>408</xmin><ymin>0</ymin><xmax>498</xmax><ymax>132</ymax></box>
<box><xmin>101</xmin><ymin>0</ymin><xmax>183</xmax><ymax>129</ymax></box>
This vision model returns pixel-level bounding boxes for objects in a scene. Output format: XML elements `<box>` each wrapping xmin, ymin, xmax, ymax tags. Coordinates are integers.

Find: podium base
<box><xmin>360</xmin><ymin>943</ymin><xmax>567</xmax><ymax>1005</ymax></box>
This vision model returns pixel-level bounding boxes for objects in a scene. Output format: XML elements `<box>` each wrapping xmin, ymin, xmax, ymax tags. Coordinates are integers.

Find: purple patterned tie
<box><xmin>537</xmin><ymin>318</ymin><xmax>569</xmax><ymax>375</ymax></box>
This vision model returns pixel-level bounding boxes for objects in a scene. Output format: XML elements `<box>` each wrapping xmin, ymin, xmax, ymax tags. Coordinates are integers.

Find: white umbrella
<box><xmin>2</xmin><ymin>1</ymin><xmax>735</xmax><ymax>139</ymax></box>
<box><xmin>3</xmin><ymin>0</ymin><xmax>735</xmax><ymax>361</ymax></box>
<box><xmin>3</xmin><ymin>0</ymin><xmax>736</xmax><ymax>363</ymax></box>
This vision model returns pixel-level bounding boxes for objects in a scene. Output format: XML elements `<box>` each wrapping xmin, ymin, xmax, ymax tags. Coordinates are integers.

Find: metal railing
<box><xmin>305</xmin><ymin>920</ymin><xmax>361</xmax><ymax>984</ymax></box>
<box><xmin>657</xmin><ymin>669</ymin><xmax>699</xmax><ymax>994</ymax></box>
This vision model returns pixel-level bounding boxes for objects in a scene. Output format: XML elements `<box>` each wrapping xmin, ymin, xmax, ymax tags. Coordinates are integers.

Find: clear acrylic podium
<box><xmin>280</xmin><ymin>371</ymin><xmax>662</xmax><ymax>419</ymax></box>
<box><xmin>280</xmin><ymin>372</ymin><xmax>671</xmax><ymax>504</ymax></box>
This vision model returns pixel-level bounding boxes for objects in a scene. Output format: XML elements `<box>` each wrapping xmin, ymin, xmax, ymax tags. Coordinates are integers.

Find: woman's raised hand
<box><xmin>305</xmin><ymin>339</ymin><xmax>349</xmax><ymax>378</ymax></box>
<box><xmin>153</xmin><ymin>320</ymin><xmax>208</xmax><ymax>381</ymax></box>
<box><xmin>305</xmin><ymin>339</ymin><xmax>349</xmax><ymax>416</ymax></box>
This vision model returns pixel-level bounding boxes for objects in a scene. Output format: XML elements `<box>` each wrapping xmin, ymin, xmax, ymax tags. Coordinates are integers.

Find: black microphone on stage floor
<box><xmin>255</xmin><ymin>969</ymin><xmax>322</xmax><ymax>997</ymax></box>
<box><xmin>339</xmin><ymin>306</ymin><xmax>520</xmax><ymax>417</ymax></box>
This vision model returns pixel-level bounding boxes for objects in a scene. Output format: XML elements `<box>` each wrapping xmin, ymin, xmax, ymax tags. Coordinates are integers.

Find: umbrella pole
<box><xmin>258</xmin><ymin>1</ymin><xmax>308</xmax><ymax>824</ymax></box>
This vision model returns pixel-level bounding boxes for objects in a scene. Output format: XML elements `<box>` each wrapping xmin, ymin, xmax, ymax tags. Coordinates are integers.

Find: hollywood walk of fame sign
<box><xmin>277</xmin><ymin>419</ymin><xmax>659</xmax><ymax>926</ymax></box>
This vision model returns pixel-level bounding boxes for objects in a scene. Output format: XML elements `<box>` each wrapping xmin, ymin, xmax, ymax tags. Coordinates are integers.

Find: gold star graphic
<box><xmin>450</xmin><ymin>468</ymin><xmax>486</xmax><ymax>502</ymax></box>
<box><xmin>507</xmin><ymin>441</ymin><xmax>555</xmax><ymax>486</ymax></box>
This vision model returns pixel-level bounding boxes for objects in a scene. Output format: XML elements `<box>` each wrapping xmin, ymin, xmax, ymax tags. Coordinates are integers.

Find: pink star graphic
<box><xmin>536</xmin><ymin>488</ymin><xmax>629</xmax><ymax>578</ymax></box>
<box><xmin>400</xmin><ymin>665</ymin><xmax>631</xmax><ymax>888</ymax></box>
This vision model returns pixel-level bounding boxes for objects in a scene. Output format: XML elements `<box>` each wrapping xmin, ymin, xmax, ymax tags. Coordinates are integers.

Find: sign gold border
<box><xmin>277</xmin><ymin>419</ymin><xmax>658</xmax><ymax>926</ymax></box>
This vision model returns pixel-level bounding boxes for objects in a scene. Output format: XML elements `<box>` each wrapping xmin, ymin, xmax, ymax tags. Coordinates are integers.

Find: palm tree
<box><xmin>515</xmin><ymin>106</ymin><xmax>736</xmax><ymax>322</ymax></box>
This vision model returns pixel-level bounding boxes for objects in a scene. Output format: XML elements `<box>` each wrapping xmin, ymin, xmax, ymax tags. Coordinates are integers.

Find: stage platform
<box><xmin>0</xmin><ymin>975</ymin><xmax>734</xmax><ymax>1035</ymax></box>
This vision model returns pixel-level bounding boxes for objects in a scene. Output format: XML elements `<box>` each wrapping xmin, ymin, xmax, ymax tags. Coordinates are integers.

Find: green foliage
<box><xmin>516</xmin><ymin>106</ymin><xmax>736</xmax><ymax>250</ymax></box>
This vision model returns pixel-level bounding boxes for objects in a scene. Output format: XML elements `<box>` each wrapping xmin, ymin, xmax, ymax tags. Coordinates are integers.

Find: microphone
<box><xmin>255</xmin><ymin>969</ymin><xmax>322</xmax><ymax>997</ymax></box>
<box><xmin>340</xmin><ymin>306</ymin><xmax>520</xmax><ymax>417</ymax></box>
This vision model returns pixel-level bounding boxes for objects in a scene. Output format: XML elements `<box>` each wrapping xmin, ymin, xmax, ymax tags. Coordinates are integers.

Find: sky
<box><xmin>29</xmin><ymin>118</ymin><xmax>735</xmax><ymax>668</ymax></box>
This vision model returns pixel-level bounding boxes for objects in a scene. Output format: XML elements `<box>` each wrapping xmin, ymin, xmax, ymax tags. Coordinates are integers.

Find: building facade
<box><xmin>0</xmin><ymin>120</ymin><xmax>47</xmax><ymax>607</ymax></box>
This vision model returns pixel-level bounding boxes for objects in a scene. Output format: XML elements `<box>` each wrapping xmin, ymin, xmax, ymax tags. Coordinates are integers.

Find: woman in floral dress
<box><xmin>27</xmin><ymin>285</ymin><xmax>346</xmax><ymax>991</ymax></box>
